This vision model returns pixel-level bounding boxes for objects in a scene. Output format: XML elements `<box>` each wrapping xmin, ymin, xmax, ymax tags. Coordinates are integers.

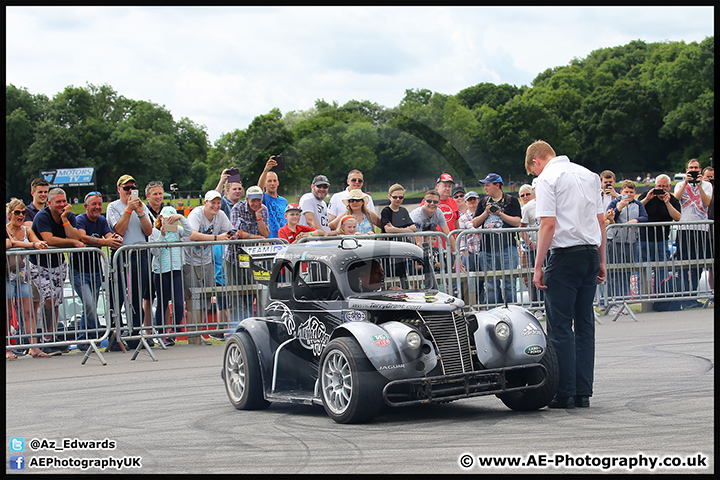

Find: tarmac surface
<box><xmin>5</xmin><ymin>306</ymin><xmax>714</xmax><ymax>474</ymax></box>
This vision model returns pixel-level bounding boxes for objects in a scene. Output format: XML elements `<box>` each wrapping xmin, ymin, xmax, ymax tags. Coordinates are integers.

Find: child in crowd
<box><xmin>277</xmin><ymin>203</ymin><xmax>320</xmax><ymax>244</ymax></box>
<box><xmin>336</xmin><ymin>215</ymin><xmax>358</xmax><ymax>235</ymax></box>
<box><xmin>149</xmin><ymin>206</ymin><xmax>191</xmax><ymax>345</ymax></box>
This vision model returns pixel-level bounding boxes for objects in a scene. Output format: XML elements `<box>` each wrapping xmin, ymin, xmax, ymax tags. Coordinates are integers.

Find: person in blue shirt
<box><xmin>72</xmin><ymin>192</ymin><xmax>123</xmax><ymax>347</ymax></box>
<box><xmin>257</xmin><ymin>156</ymin><xmax>289</xmax><ymax>238</ymax></box>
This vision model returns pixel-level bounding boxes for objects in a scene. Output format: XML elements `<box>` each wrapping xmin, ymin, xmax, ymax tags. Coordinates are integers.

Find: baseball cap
<box><xmin>465</xmin><ymin>190</ymin><xmax>480</xmax><ymax>200</ymax></box>
<box><xmin>285</xmin><ymin>203</ymin><xmax>301</xmax><ymax>214</ymax></box>
<box><xmin>312</xmin><ymin>175</ymin><xmax>330</xmax><ymax>187</ymax></box>
<box><xmin>159</xmin><ymin>206</ymin><xmax>177</xmax><ymax>217</ymax></box>
<box><xmin>117</xmin><ymin>174</ymin><xmax>135</xmax><ymax>186</ymax></box>
<box><xmin>479</xmin><ymin>173</ymin><xmax>503</xmax><ymax>184</ymax></box>
<box><xmin>245</xmin><ymin>185</ymin><xmax>264</xmax><ymax>200</ymax></box>
<box><xmin>204</xmin><ymin>190</ymin><xmax>222</xmax><ymax>202</ymax></box>
<box><xmin>436</xmin><ymin>173</ymin><xmax>454</xmax><ymax>183</ymax></box>
<box><xmin>452</xmin><ymin>185</ymin><xmax>466</xmax><ymax>197</ymax></box>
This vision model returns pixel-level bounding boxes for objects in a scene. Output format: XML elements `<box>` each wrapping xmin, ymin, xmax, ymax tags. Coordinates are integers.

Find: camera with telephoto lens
<box><xmin>653</xmin><ymin>188</ymin><xmax>665</xmax><ymax>196</ymax></box>
<box><xmin>488</xmin><ymin>200</ymin><xmax>503</xmax><ymax>215</ymax></box>
<box><xmin>688</xmin><ymin>171</ymin><xmax>700</xmax><ymax>184</ymax></box>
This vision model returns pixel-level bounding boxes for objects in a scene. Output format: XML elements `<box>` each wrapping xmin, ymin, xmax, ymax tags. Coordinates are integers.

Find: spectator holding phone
<box><xmin>257</xmin><ymin>155</ymin><xmax>288</xmax><ymax>239</ymax></box>
<box><xmin>637</xmin><ymin>175</ymin><xmax>681</xmax><ymax>277</ymax></box>
<box><xmin>605</xmin><ymin>180</ymin><xmax>648</xmax><ymax>298</ymax></box>
<box><xmin>673</xmin><ymin>159</ymin><xmax>712</xmax><ymax>300</ymax></box>
<box><xmin>600</xmin><ymin>170</ymin><xmax>619</xmax><ymax>225</ymax></box>
<box><xmin>184</xmin><ymin>190</ymin><xmax>236</xmax><ymax>345</ymax></box>
<box><xmin>216</xmin><ymin>167</ymin><xmax>245</xmax><ymax>219</ymax></box>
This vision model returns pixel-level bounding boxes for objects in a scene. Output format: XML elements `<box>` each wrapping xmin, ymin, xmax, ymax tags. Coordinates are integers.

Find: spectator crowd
<box><xmin>5</xmin><ymin>155</ymin><xmax>714</xmax><ymax>359</ymax></box>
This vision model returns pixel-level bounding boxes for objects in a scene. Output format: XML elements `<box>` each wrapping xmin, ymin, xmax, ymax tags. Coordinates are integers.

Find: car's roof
<box><xmin>277</xmin><ymin>239</ymin><xmax>424</xmax><ymax>270</ymax></box>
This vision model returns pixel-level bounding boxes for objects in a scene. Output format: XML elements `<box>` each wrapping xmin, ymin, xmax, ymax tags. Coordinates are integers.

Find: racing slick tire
<box><xmin>497</xmin><ymin>340</ymin><xmax>559</xmax><ymax>411</ymax></box>
<box><xmin>319</xmin><ymin>337</ymin><xmax>384</xmax><ymax>424</ymax></box>
<box><xmin>223</xmin><ymin>332</ymin><xmax>270</xmax><ymax>410</ymax></box>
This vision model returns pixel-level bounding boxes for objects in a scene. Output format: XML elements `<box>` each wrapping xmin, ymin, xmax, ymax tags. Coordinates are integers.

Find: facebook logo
<box><xmin>10</xmin><ymin>437</ymin><xmax>25</xmax><ymax>452</ymax></box>
<box><xmin>10</xmin><ymin>455</ymin><xmax>25</xmax><ymax>470</ymax></box>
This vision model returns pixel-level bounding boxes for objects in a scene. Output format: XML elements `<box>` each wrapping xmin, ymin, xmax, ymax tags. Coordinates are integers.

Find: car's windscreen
<box><xmin>347</xmin><ymin>256</ymin><xmax>437</xmax><ymax>293</ymax></box>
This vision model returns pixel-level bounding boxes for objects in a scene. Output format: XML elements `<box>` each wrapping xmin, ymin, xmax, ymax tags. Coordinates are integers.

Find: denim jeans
<box><xmin>70</xmin><ymin>269</ymin><xmax>104</xmax><ymax>340</ymax></box>
<box><xmin>481</xmin><ymin>246</ymin><xmax>518</xmax><ymax>305</ymax></box>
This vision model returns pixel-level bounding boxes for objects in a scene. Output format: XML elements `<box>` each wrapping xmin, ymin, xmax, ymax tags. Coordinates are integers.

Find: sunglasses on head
<box><xmin>12</xmin><ymin>210</ymin><xmax>26</xmax><ymax>216</ymax></box>
<box><xmin>391</xmin><ymin>195</ymin><xmax>404</xmax><ymax>200</ymax></box>
<box><xmin>425</xmin><ymin>199</ymin><xmax>439</xmax><ymax>204</ymax></box>
<box><xmin>84</xmin><ymin>191</ymin><xmax>102</xmax><ymax>202</ymax></box>
<box><xmin>121</xmin><ymin>185</ymin><xmax>138</xmax><ymax>191</ymax></box>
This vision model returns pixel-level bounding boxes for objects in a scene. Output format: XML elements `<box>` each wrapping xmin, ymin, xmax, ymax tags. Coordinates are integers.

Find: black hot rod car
<box><xmin>221</xmin><ymin>238</ymin><xmax>558</xmax><ymax>423</ymax></box>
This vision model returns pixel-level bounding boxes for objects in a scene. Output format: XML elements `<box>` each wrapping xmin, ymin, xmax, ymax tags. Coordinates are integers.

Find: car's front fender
<box><xmin>331</xmin><ymin>321</ymin><xmax>438</xmax><ymax>380</ymax></box>
<box><xmin>471</xmin><ymin>305</ymin><xmax>547</xmax><ymax>369</ymax></box>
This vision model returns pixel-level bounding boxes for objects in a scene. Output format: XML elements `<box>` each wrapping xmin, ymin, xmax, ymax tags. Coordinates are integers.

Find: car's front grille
<box><xmin>418</xmin><ymin>310</ymin><xmax>473</xmax><ymax>375</ymax></box>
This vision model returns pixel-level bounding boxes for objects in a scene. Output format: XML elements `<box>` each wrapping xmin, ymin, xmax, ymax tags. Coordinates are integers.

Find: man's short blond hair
<box><xmin>525</xmin><ymin>140</ymin><xmax>556</xmax><ymax>175</ymax></box>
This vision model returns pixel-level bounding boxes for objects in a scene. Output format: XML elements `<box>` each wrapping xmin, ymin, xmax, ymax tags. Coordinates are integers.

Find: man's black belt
<box><xmin>550</xmin><ymin>244</ymin><xmax>597</xmax><ymax>255</ymax></box>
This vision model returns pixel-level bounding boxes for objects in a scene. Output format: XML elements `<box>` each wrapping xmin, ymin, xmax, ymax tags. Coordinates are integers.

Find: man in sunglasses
<box><xmin>410</xmin><ymin>189</ymin><xmax>451</xmax><ymax>251</ymax></box>
<box><xmin>299</xmin><ymin>175</ymin><xmax>337</xmax><ymax>235</ymax></box>
<box><xmin>106</xmin><ymin>174</ymin><xmax>154</xmax><ymax>350</ymax></box>
<box><xmin>327</xmin><ymin>169</ymin><xmax>375</xmax><ymax>223</ymax></box>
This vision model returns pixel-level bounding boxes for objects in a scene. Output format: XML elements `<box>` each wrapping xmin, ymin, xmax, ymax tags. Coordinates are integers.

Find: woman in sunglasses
<box><xmin>329</xmin><ymin>189</ymin><xmax>380</xmax><ymax>235</ymax></box>
<box><xmin>5</xmin><ymin>198</ymin><xmax>49</xmax><ymax>358</ymax></box>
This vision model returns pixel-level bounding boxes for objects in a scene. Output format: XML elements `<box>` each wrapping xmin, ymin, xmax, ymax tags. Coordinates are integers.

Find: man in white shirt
<box><xmin>327</xmin><ymin>169</ymin><xmax>375</xmax><ymax>222</ymax></box>
<box><xmin>106</xmin><ymin>174</ymin><xmax>154</xmax><ymax>349</ymax></box>
<box><xmin>525</xmin><ymin>140</ymin><xmax>606</xmax><ymax>410</ymax></box>
<box><xmin>299</xmin><ymin>175</ymin><xmax>337</xmax><ymax>235</ymax></box>
<box><xmin>673</xmin><ymin>158</ymin><xmax>713</xmax><ymax>297</ymax></box>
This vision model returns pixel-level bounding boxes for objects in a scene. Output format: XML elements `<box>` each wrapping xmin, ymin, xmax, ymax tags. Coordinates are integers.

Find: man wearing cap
<box><xmin>257</xmin><ymin>156</ymin><xmax>289</xmax><ymax>238</ymax></box>
<box><xmin>71</xmin><ymin>191</ymin><xmax>123</xmax><ymax>348</ymax></box>
<box><xmin>185</xmin><ymin>190</ymin><xmax>236</xmax><ymax>344</ymax></box>
<box><xmin>299</xmin><ymin>175</ymin><xmax>336</xmax><ymax>234</ymax></box>
<box><xmin>471</xmin><ymin>173</ymin><xmax>522</xmax><ymax>305</ymax></box>
<box><xmin>278</xmin><ymin>203</ymin><xmax>321</xmax><ymax>244</ymax></box>
<box><xmin>525</xmin><ymin>140</ymin><xmax>606</xmax><ymax>409</ymax></box>
<box><xmin>106</xmin><ymin>174</ymin><xmax>154</xmax><ymax>349</ymax></box>
<box><xmin>328</xmin><ymin>169</ymin><xmax>376</xmax><ymax>222</ymax></box>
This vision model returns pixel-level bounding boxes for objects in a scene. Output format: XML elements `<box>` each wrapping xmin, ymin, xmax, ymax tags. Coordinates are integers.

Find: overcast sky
<box><xmin>6</xmin><ymin>6</ymin><xmax>714</xmax><ymax>143</ymax></box>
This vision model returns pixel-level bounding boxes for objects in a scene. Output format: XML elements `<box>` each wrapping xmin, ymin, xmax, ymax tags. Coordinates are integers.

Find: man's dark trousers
<box><xmin>544</xmin><ymin>245</ymin><xmax>600</xmax><ymax>399</ymax></box>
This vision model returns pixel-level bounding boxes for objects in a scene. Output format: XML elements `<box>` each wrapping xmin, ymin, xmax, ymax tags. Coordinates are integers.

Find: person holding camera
<box><xmin>605</xmin><ymin>181</ymin><xmax>648</xmax><ymax>300</ymax></box>
<box><xmin>673</xmin><ymin>159</ymin><xmax>712</xmax><ymax>300</ymax></box>
<box><xmin>471</xmin><ymin>173</ymin><xmax>522</xmax><ymax>305</ymax></box>
<box><xmin>636</xmin><ymin>174</ymin><xmax>681</xmax><ymax>293</ymax></box>
<box><xmin>106</xmin><ymin>174</ymin><xmax>154</xmax><ymax>350</ymax></box>
<box><xmin>257</xmin><ymin>156</ymin><xmax>288</xmax><ymax>239</ymax></box>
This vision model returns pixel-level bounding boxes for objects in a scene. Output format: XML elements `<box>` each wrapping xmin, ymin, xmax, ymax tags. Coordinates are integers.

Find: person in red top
<box><xmin>277</xmin><ymin>203</ymin><xmax>323</xmax><ymax>244</ymax></box>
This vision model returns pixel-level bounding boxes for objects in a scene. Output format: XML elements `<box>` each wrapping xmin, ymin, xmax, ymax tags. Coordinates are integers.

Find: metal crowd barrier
<box><xmin>108</xmin><ymin>237</ymin><xmax>287</xmax><ymax>360</ymax></box>
<box><xmin>5</xmin><ymin>246</ymin><xmax>112</xmax><ymax>364</ymax></box>
<box><xmin>5</xmin><ymin>220</ymin><xmax>713</xmax><ymax>362</ymax></box>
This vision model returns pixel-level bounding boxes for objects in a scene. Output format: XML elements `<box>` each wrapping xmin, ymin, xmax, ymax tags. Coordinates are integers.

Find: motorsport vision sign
<box><xmin>40</xmin><ymin>168</ymin><xmax>96</xmax><ymax>188</ymax></box>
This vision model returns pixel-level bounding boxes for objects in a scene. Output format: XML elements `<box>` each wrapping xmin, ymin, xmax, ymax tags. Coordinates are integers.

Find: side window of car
<box><xmin>294</xmin><ymin>261</ymin><xmax>338</xmax><ymax>301</ymax></box>
<box><xmin>271</xmin><ymin>261</ymin><xmax>293</xmax><ymax>301</ymax></box>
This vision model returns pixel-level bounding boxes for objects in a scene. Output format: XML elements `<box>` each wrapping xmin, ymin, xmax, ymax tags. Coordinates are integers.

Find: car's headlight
<box><xmin>406</xmin><ymin>331</ymin><xmax>422</xmax><ymax>349</ymax></box>
<box><xmin>494</xmin><ymin>321</ymin><xmax>510</xmax><ymax>340</ymax></box>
